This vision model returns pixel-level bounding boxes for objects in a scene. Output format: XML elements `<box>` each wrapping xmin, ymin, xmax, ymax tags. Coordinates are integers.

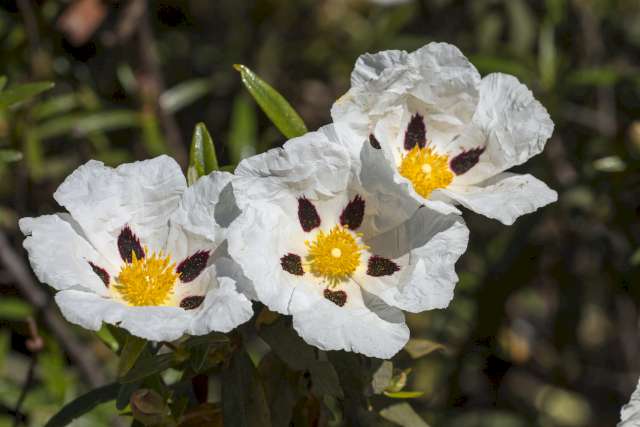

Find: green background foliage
<box><xmin>0</xmin><ymin>0</ymin><xmax>639</xmax><ymax>425</ymax></box>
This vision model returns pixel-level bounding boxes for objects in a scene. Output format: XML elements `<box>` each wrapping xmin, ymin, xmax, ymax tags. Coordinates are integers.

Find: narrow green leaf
<box><xmin>0</xmin><ymin>76</ymin><xmax>7</xmax><ymax>91</ymax></box>
<box><xmin>383</xmin><ymin>391</ymin><xmax>424</xmax><ymax>399</ymax></box>
<box><xmin>96</xmin><ymin>325</ymin><xmax>119</xmax><ymax>352</ymax></box>
<box><xmin>34</xmin><ymin>111</ymin><xmax>140</xmax><ymax>140</ymax></box>
<box><xmin>44</xmin><ymin>383</ymin><xmax>120</xmax><ymax>427</ymax></box>
<box><xmin>0</xmin><ymin>297</ymin><xmax>33</xmax><ymax>320</ymax></box>
<box><xmin>259</xmin><ymin>318</ymin><xmax>317</xmax><ymax>371</ymax></box>
<box><xmin>188</xmin><ymin>122</ymin><xmax>218</xmax><ymax>184</ymax></box>
<box><xmin>118</xmin><ymin>335</ymin><xmax>148</xmax><ymax>378</ymax></box>
<box><xmin>190</xmin><ymin>342</ymin><xmax>211</xmax><ymax>374</ymax></box>
<box><xmin>0</xmin><ymin>149</ymin><xmax>23</xmax><ymax>164</ymax></box>
<box><xmin>0</xmin><ymin>81</ymin><xmax>54</xmax><ymax>110</ymax></box>
<box><xmin>233</xmin><ymin>64</ymin><xmax>307</xmax><ymax>139</ymax></box>
<box><xmin>121</xmin><ymin>353</ymin><xmax>175</xmax><ymax>384</ymax></box>
<box><xmin>160</xmin><ymin>78</ymin><xmax>213</xmax><ymax>114</ymax></box>
<box><xmin>140</xmin><ymin>112</ymin><xmax>168</xmax><ymax>156</ymax></box>
<box><xmin>538</xmin><ymin>20</ymin><xmax>557</xmax><ymax>90</ymax></box>
<box><xmin>228</xmin><ymin>94</ymin><xmax>257</xmax><ymax>163</ymax></box>
<box><xmin>116</xmin><ymin>382</ymin><xmax>140</xmax><ymax>411</ymax></box>
<box><xmin>31</xmin><ymin>94</ymin><xmax>79</xmax><ymax>120</ymax></box>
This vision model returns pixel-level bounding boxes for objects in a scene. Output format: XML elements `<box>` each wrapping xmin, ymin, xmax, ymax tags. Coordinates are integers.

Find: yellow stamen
<box><xmin>305</xmin><ymin>225</ymin><xmax>366</xmax><ymax>286</ymax></box>
<box><xmin>114</xmin><ymin>248</ymin><xmax>177</xmax><ymax>306</ymax></box>
<box><xmin>398</xmin><ymin>146</ymin><xmax>453</xmax><ymax>198</ymax></box>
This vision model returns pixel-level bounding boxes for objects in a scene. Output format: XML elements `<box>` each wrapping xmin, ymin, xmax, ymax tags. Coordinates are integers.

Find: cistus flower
<box><xmin>19</xmin><ymin>156</ymin><xmax>253</xmax><ymax>341</ymax></box>
<box><xmin>332</xmin><ymin>42</ymin><xmax>557</xmax><ymax>225</ymax></box>
<box><xmin>227</xmin><ymin>128</ymin><xmax>468</xmax><ymax>359</ymax></box>
<box><xmin>620</xmin><ymin>378</ymin><xmax>640</xmax><ymax>427</ymax></box>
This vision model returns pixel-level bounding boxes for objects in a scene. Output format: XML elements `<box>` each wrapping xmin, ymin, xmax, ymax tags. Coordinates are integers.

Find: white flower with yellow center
<box><xmin>227</xmin><ymin>128</ymin><xmax>468</xmax><ymax>359</ymax></box>
<box><xmin>19</xmin><ymin>156</ymin><xmax>253</xmax><ymax>341</ymax></box>
<box><xmin>331</xmin><ymin>42</ymin><xmax>557</xmax><ymax>225</ymax></box>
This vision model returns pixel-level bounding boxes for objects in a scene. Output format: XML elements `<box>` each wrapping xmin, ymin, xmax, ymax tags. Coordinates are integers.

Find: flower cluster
<box><xmin>20</xmin><ymin>42</ymin><xmax>556</xmax><ymax>359</ymax></box>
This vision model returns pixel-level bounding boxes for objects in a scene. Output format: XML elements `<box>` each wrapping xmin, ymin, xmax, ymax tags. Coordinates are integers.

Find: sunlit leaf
<box><xmin>228</xmin><ymin>94</ymin><xmax>257</xmax><ymax>163</ymax></box>
<box><xmin>233</xmin><ymin>64</ymin><xmax>307</xmax><ymax>139</ymax></box>
<box><xmin>372</xmin><ymin>361</ymin><xmax>393</xmax><ymax>394</ymax></box>
<box><xmin>403</xmin><ymin>338</ymin><xmax>446</xmax><ymax>359</ymax></box>
<box><xmin>44</xmin><ymin>383</ymin><xmax>120</xmax><ymax>427</ymax></box>
<box><xmin>0</xmin><ymin>149</ymin><xmax>23</xmax><ymax>164</ymax></box>
<box><xmin>117</xmin><ymin>335</ymin><xmax>148</xmax><ymax>378</ymax></box>
<box><xmin>593</xmin><ymin>155</ymin><xmax>626</xmax><ymax>172</ymax></box>
<box><xmin>188</xmin><ymin>122</ymin><xmax>218</xmax><ymax>185</ymax></box>
<box><xmin>0</xmin><ymin>297</ymin><xmax>33</xmax><ymax>320</ymax></box>
<box><xmin>383</xmin><ymin>391</ymin><xmax>424</xmax><ymax>399</ymax></box>
<box><xmin>160</xmin><ymin>78</ymin><xmax>213</xmax><ymax>114</ymax></box>
<box><xmin>379</xmin><ymin>402</ymin><xmax>429</xmax><ymax>427</ymax></box>
<box><xmin>95</xmin><ymin>325</ymin><xmax>119</xmax><ymax>352</ymax></box>
<box><xmin>0</xmin><ymin>81</ymin><xmax>54</xmax><ymax>110</ymax></box>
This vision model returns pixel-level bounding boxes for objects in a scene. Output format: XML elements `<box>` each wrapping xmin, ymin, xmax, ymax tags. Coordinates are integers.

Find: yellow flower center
<box><xmin>114</xmin><ymin>249</ymin><xmax>178</xmax><ymax>307</ymax></box>
<box><xmin>398</xmin><ymin>146</ymin><xmax>454</xmax><ymax>199</ymax></box>
<box><xmin>305</xmin><ymin>225</ymin><xmax>366</xmax><ymax>286</ymax></box>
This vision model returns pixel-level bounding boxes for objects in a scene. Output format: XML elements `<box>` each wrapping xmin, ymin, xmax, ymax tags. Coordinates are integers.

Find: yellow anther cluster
<box><xmin>115</xmin><ymin>248</ymin><xmax>177</xmax><ymax>307</ymax></box>
<box><xmin>398</xmin><ymin>146</ymin><xmax>454</xmax><ymax>198</ymax></box>
<box><xmin>305</xmin><ymin>225</ymin><xmax>366</xmax><ymax>286</ymax></box>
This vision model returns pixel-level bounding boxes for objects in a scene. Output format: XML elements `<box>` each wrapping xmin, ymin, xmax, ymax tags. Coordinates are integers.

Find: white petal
<box><xmin>290</xmin><ymin>281</ymin><xmax>409</xmax><ymax>359</ymax></box>
<box><xmin>620</xmin><ymin>378</ymin><xmax>640</xmax><ymax>427</ymax></box>
<box><xmin>449</xmin><ymin>73</ymin><xmax>554</xmax><ymax>185</ymax></box>
<box><xmin>360</xmin><ymin>207</ymin><xmax>468</xmax><ymax>312</ymax></box>
<box><xmin>443</xmin><ymin>173</ymin><xmax>557</xmax><ymax>225</ymax></box>
<box><xmin>53</xmin><ymin>155</ymin><xmax>186</xmax><ymax>264</ymax></box>
<box><xmin>19</xmin><ymin>214</ymin><xmax>111</xmax><ymax>294</ymax></box>
<box><xmin>350</xmin><ymin>49</ymin><xmax>409</xmax><ymax>88</ymax></box>
<box><xmin>189</xmin><ymin>276</ymin><xmax>253</xmax><ymax>334</ymax></box>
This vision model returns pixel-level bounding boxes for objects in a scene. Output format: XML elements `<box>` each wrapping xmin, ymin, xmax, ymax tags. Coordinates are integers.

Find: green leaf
<box><xmin>228</xmin><ymin>94</ymin><xmax>257</xmax><ymax>164</ymax></box>
<box><xmin>188</xmin><ymin>122</ymin><xmax>219</xmax><ymax>185</ymax></box>
<box><xmin>593</xmin><ymin>155</ymin><xmax>626</xmax><ymax>172</ymax></box>
<box><xmin>0</xmin><ymin>81</ymin><xmax>54</xmax><ymax>110</ymax></box>
<box><xmin>44</xmin><ymin>383</ymin><xmax>120</xmax><ymax>427</ymax></box>
<box><xmin>0</xmin><ymin>297</ymin><xmax>33</xmax><ymax>320</ymax></box>
<box><xmin>31</xmin><ymin>94</ymin><xmax>79</xmax><ymax>120</ymax></box>
<box><xmin>233</xmin><ymin>64</ymin><xmax>307</xmax><ymax>139</ymax></box>
<box><xmin>221</xmin><ymin>349</ymin><xmax>272</xmax><ymax>427</ymax></box>
<box><xmin>403</xmin><ymin>338</ymin><xmax>446</xmax><ymax>359</ymax></box>
<box><xmin>121</xmin><ymin>353</ymin><xmax>175</xmax><ymax>384</ymax></box>
<box><xmin>160</xmin><ymin>79</ymin><xmax>213</xmax><ymax>114</ymax></box>
<box><xmin>117</xmin><ymin>335</ymin><xmax>148</xmax><ymax>378</ymax></box>
<box><xmin>0</xmin><ymin>150</ymin><xmax>23</xmax><ymax>164</ymax></box>
<box><xmin>95</xmin><ymin>325</ymin><xmax>119</xmax><ymax>352</ymax></box>
<box><xmin>383</xmin><ymin>391</ymin><xmax>425</xmax><ymax>399</ymax></box>
<box><xmin>34</xmin><ymin>111</ymin><xmax>140</xmax><ymax>140</ymax></box>
<box><xmin>372</xmin><ymin>361</ymin><xmax>393</xmax><ymax>394</ymax></box>
<box><xmin>538</xmin><ymin>20</ymin><xmax>557</xmax><ymax>90</ymax></box>
<box><xmin>0</xmin><ymin>76</ymin><xmax>7</xmax><ymax>91</ymax></box>
<box><xmin>190</xmin><ymin>342</ymin><xmax>211</xmax><ymax>374</ymax></box>
<box><xmin>259</xmin><ymin>318</ymin><xmax>317</xmax><ymax>371</ymax></box>
<box><xmin>140</xmin><ymin>112</ymin><xmax>168</xmax><ymax>156</ymax></box>
<box><xmin>379</xmin><ymin>403</ymin><xmax>429</xmax><ymax>427</ymax></box>
<box><xmin>116</xmin><ymin>381</ymin><xmax>139</xmax><ymax>411</ymax></box>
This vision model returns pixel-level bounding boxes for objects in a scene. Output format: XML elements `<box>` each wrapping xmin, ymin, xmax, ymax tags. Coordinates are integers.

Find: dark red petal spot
<box><xmin>450</xmin><ymin>147</ymin><xmax>486</xmax><ymax>175</ymax></box>
<box><xmin>298</xmin><ymin>197</ymin><xmax>321</xmax><ymax>232</ymax></box>
<box><xmin>180</xmin><ymin>295</ymin><xmax>205</xmax><ymax>310</ymax></box>
<box><xmin>367</xmin><ymin>256</ymin><xmax>400</xmax><ymax>277</ymax></box>
<box><xmin>404</xmin><ymin>114</ymin><xmax>426</xmax><ymax>150</ymax></box>
<box><xmin>177</xmin><ymin>250</ymin><xmax>210</xmax><ymax>283</ymax></box>
<box><xmin>324</xmin><ymin>289</ymin><xmax>347</xmax><ymax>307</ymax></box>
<box><xmin>118</xmin><ymin>226</ymin><xmax>144</xmax><ymax>263</ymax></box>
<box><xmin>88</xmin><ymin>262</ymin><xmax>109</xmax><ymax>287</ymax></box>
<box><xmin>340</xmin><ymin>195</ymin><xmax>365</xmax><ymax>230</ymax></box>
<box><xmin>280</xmin><ymin>253</ymin><xmax>304</xmax><ymax>276</ymax></box>
<box><xmin>369</xmin><ymin>134</ymin><xmax>381</xmax><ymax>149</ymax></box>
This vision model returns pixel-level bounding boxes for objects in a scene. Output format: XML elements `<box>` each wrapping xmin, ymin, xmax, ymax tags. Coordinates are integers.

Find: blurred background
<box><xmin>0</xmin><ymin>0</ymin><xmax>638</xmax><ymax>425</ymax></box>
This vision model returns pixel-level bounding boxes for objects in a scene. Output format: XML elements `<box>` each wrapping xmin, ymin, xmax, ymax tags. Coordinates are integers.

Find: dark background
<box><xmin>0</xmin><ymin>0</ymin><xmax>639</xmax><ymax>425</ymax></box>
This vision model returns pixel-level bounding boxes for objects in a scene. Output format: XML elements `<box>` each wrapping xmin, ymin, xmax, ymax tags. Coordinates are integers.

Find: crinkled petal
<box><xmin>188</xmin><ymin>277</ymin><xmax>253</xmax><ymax>334</ymax></box>
<box><xmin>360</xmin><ymin>207</ymin><xmax>468</xmax><ymax>312</ymax></box>
<box><xmin>53</xmin><ymin>155</ymin><xmax>186</xmax><ymax>264</ymax></box>
<box><xmin>19</xmin><ymin>214</ymin><xmax>111</xmax><ymax>294</ymax></box>
<box><xmin>450</xmin><ymin>73</ymin><xmax>554</xmax><ymax>185</ymax></box>
<box><xmin>620</xmin><ymin>378</ymin><xmax>640</xmax><ymax>427</ymax></box>
<box><xmin>442</xmin><ymin>173</ymin><xmax>557</xmax><ymax>225</ymax></box>
<box><xmin>290</xmin><ymin>282</ymin><xmax>409</xmax><ymax>359</ymax></box>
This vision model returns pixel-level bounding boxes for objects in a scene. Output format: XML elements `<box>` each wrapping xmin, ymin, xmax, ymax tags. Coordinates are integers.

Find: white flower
<box><xmin>331</xmin><ymin>42</ymin><xmax>557</xmax><ymax>225</ymax></box>
<box><xmin>227</xmin><ymin>127</ymin><xmax>468</xmax><ymax>359</ymax></box>
<box><xmin>19</xmin><ymin>155</ymin><xmax>253</xmax><ymax>342</ymax></box>
<box><xmin>620</xmin><ymin>378</ymin><xmax>640</xmax><ymax>427</ymax></box>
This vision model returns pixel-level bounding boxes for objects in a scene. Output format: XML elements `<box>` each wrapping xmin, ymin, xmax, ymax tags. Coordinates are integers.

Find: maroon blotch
<box><xmin>367</xmin><ymin>256</ymin><xmax>400</xmax><ymax>277</ymax></box>
<box><xmin>118</xmin><ymin>226</ymin><xmax>144</xmax><ymax>263</ymax></box>
<box><xmin>298</xmin><ymin>197</ymin><xmax>321</xmax><ymax>232</ymax></box>
<box><xmin>177</xmin><ymin>250</ymin><xmax>210</xmax><ymax>283</ymax></box>
<box><xmin>88</xmin><ymin>262</ymin><xmax>110</xmax><ymax>287</ymax></box>
<box><xmin>324</xmin><ymin>289</ymin><xmax>347</xmax><ymax>307</ymax></box>
<box><xmin>180</xmin><ymin>295</ymin><xmax>205</xmax><ymax>310</ymax></box>
<box><xmin>280</xmin><ymin>253</ymin><xmax>304</xmax><ymax>276</ymax></box>
<box><xmin>404</xmin><ymin>114</ymin><xmax>426</xmax><ymax>150</ymax></box>
<box><xmin>369</xmin><ymin>134</ymin><xmax>381</xmax><ymax>149</ymax></box>
<box><xmin>340</xmin><ymin>195</ymin><xmax>365</xmax><ymax>230</ymax></box>
<box><xmin>450</xmin><ymin>147</ymin><xmax>485</xmax><ymax>175</ymax></box>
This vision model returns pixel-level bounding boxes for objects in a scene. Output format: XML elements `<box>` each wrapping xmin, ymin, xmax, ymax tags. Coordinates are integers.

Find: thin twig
<box><xmin>12</xmin><ymin>318</ymin><xmax>42</xmax><ymax>427</ymax></box>
<box><xmin>0</xmin><ymin>232</ymin><xmax>105</xmax><ymax>388</ymax></box>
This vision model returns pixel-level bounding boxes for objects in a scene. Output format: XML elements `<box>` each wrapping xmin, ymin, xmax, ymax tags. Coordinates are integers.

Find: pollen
<box><xmin>399</xmin><ymin>146</ymin><xmax>454</xmax><ymax>199</ymax></box>
<box><xmin>305</xmin><ymin>225</ymin><xmax>366</xmax><ymax>286</ymax></box>
<box><xmin>114</xmin><ymin>248</ymin><xmax>178</xmax><ymax>307</ymax></box>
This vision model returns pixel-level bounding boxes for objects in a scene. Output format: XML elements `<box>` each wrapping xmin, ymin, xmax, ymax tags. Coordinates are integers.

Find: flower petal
<box><xmin>442</xmin><ymin>173</ymin><xmax>557</xmax><ymax>225</ymax></box>
<box><xmin>19</xmin><ymin>214</ymin><xmax>112</xmax><ymax>294</ymax></box>
<box><xmin>620</xmin><ymin>378</ymin><xmax>640</xmax><ymax>427</ymax></box>
<box><xmin>53</xmin><ymin>155</ymin><xmax>186</xmax><ymax>264</ymax></box>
